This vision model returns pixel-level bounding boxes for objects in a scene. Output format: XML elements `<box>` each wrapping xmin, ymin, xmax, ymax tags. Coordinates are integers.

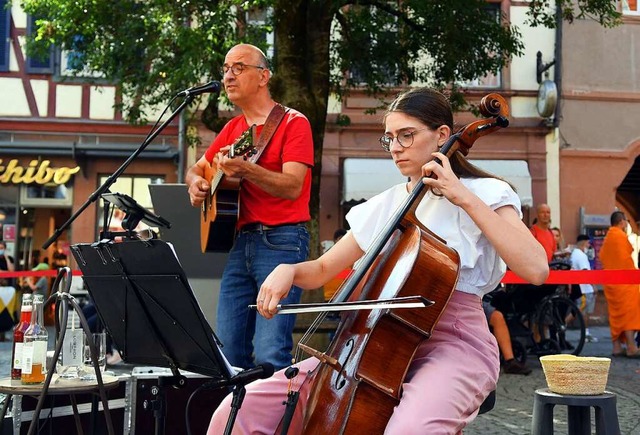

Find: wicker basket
<box><xmin>540</xmin><ymin>354</ymin><xmax>611</xmax><ymax>395</ymax></box>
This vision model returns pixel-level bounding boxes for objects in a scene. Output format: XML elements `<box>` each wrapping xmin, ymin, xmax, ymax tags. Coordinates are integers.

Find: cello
<box><xmin>279</xmin><ymin>93</ymin><xmax>511</xmax><ymax>434</ymax></box>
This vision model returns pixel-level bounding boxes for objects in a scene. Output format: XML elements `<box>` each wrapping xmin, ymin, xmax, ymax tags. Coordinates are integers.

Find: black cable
<box><xmin>184</xmin><ymin>383</ymin><xmax>209</xmax><ymax>435</ymax></box>
<box><xmin>36</xmin><ymin>396</ymin><xmax>54</xmax><ymax>434</ymax></box>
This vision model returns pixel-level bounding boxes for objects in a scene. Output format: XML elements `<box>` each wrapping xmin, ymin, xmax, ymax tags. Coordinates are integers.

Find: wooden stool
<box><xmin>532</xmin><ymin>388</ymin><xmax>620</xmax><ymax>435</ymax></box>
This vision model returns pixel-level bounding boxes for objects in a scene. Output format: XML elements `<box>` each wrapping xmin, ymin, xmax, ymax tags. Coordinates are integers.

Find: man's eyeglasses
<box><xmin>379</xmin><ymin>128</ymin><xmax>429</xmax><ymax>152</ymax></box>
<box><xmin>221</xmin><ymin>63</ymin><xmax>265</xmax><ymax>76</ymax></box>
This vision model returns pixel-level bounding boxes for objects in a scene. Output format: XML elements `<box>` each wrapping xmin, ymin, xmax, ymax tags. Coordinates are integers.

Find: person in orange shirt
<box><xmin>530</xmin><ymin>204</ymin><xmax>555</xmax><ymax>263</ymax></box>
<box><xmin>598</xmin><ymin>211</ymin><xmax>640</xmax><ymax>358</ymax></box>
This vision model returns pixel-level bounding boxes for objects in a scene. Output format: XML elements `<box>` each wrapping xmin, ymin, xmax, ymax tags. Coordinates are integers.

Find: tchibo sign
<box><xmin>0</xmin><ymin>159</ymin><xmax>80</xmax><ymax>185</ymax></box>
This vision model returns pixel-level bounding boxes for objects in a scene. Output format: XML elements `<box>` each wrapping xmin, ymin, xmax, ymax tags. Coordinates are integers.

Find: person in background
<box><xmin>30</xmin><ymin>258</ymin><xmax>50</xmax><ymax>295</ymax></box>
<box><xmin>25</xmin><ymin>271</ymin><xmax>49</xmax><ymax>298</ymax></box>
<box><xmin>482</xmin><ymin>300</ymin><xmax>531</xmax><ymax>375</ymax></box>
<box><xmin>32</xmin><ymin>257</ymin><xmax>50</xmax><ymax>271</ymax></box>
<box><xmin>551</xmin><ymin>227</ymin><xmax>566</xmax><ymax>251</ymax></box>
<box><xmin>598</xmin><ymin>211</ymin><xmax>640</xmax><ymax>358</ymax></box>
<box><xmin>51</xmin><ymin>242</ymin><xmax>68</xmax><ymax>269</ymax></box>
<box><xmin>530</xmin><ymin>204</ymin><xmax>555</xmax><ymax>263</ymax></box>
<box><xmin>551</xmin><ymin>226</ymin><xmax>571</xmax><ymax>264</ymax></box>
<box><xmin>186</xmin><ymin>43</ymin><xmax>314</xmax><ymax>370</ymax></box>
<box><xmin>0</xmin><ymin>278</ymin><xmax>17</xmax><ymax>341</ymax></box>
<box><xmin>207</xmin><ymin>87</ymin><xmax>548</xmax><ymax>433</ymax></box>
<box><xmin>0</xmin><ymin>241</ymin><xmax>14</xmax><ymax>273</ymax></box>
<box><xmin>570</xmin><ymin>235</ymin><xmax>598</xmax><ymax>342</ymax></box>
<box><xmin>0</xmin><ymin>241</ymin><xmax>15</xmax><ymax>290</ymax></box>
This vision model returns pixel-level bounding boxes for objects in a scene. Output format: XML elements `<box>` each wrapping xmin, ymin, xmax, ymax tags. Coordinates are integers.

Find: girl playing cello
<box><xmin>208</xmin><ymin>88</ymin><xmax>548</xmax><ymax>434</ymax></box>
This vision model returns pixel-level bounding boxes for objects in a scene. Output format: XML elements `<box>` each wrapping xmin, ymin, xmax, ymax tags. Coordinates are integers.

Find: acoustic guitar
<box><xmin>200</xmin><ymin>126</ymin><xmax>256</xmax><ymax>253</ymax></box>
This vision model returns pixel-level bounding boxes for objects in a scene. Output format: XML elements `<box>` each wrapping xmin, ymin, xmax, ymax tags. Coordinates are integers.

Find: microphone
<box><xmin>230</xmin><ymin>363</ymin><xmax>275</xmax><ymax>385</ymax></box>
<box><xmin>202</xmin><ymin>363</ymin><xmax>275</xmax><ymax>389</ymax></box>
<box><xmin>177</xmin><ymin>80</ymin><xmax>221</xmax><ymax>97</ymax></box>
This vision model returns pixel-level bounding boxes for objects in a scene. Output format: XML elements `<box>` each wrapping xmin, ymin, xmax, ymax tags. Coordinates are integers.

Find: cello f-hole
<box><xmin>335</xmin><ymin>338</ymin><xmax>354</xmax><ymax>390</ymax></box>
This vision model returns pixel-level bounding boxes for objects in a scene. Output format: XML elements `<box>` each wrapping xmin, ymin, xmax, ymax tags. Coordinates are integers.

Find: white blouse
<box><xmin>346</xmin><ymin>177</ymin><xmax>522</xmax><ymax>298</ymax></box>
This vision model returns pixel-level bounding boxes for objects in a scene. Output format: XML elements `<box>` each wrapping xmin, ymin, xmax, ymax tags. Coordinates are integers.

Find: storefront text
<box><xmin>0</xmin><ymin>159</ymin><xmax>80</xmax><ymax>185</ymax></box>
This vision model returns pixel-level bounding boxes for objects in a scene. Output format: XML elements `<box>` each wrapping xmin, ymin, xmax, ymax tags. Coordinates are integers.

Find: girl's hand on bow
<box><xmin>257</xmin><ymin>264</ymin><xmax>295</xmax><ymax>319</ymax></box>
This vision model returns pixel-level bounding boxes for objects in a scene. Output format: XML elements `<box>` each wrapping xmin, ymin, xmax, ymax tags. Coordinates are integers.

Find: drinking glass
<box><xmin>80</xmin><ymin>332</ymin><xmax>106</xmax><ymax>381</ymax></box>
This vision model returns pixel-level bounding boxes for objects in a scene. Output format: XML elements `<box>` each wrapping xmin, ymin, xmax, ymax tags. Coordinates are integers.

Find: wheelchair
<box><xmin>485</xmin><ymin>261</ymin><xmax>586</xmax><ymax>363</ymax></box>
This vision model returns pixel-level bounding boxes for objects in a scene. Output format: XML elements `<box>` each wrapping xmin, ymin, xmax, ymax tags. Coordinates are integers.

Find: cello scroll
<box><xmin>455</xmin><ymin>93</ymin><xmax>510</xmax><ymax>154</ymax></box>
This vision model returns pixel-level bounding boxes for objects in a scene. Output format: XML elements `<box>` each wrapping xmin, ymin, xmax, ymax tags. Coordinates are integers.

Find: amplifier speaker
<box><xmin>130</xmin><ymin>368</ymin><xmax>227</xmax><ymax>435</ymax></box>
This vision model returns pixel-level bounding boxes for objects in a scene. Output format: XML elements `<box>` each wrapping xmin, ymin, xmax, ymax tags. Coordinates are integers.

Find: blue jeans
<box><xmin>216</xmin><ymin>224</ymin><xmax>309</xmax><ymax>370</ymax></box>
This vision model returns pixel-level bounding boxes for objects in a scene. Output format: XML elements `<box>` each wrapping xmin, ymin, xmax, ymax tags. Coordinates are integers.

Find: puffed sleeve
<box><xmin>472</xmin><ymin>178</ymin><xmax>522</xmax><ymax>216</ymax></box>
<box><xmin>346</xmin><ymin>184</ymin><xmax>406</xmax><ymax>252</ymax></box>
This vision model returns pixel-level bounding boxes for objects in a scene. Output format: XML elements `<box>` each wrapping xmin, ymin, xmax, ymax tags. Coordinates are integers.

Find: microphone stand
<box><xmin>42</xmin><ymin>93</ymin><xmax>197</xmax><ymax>250</ymax></box>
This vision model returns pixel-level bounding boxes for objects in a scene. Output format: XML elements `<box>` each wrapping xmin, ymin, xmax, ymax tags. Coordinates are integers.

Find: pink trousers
<box><xmin>208</xmin><ymin>291</ymin><xmax>499</xmax><ymax>434</ymax></box>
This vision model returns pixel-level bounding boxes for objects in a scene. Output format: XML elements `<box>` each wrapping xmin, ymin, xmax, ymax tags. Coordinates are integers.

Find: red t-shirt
<box><xmin>530</xmin><ymin>224</ymin><xmax>555</xmax><ymax>263</ymax></box>
<box><xmin>204</xmin><ymin>108</ymin><xmax>314</xmax><ymax>229</ymax></box>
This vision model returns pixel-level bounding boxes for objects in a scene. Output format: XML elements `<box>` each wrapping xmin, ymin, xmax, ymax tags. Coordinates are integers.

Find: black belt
<box><xmin>240</xmin><ymin>222</ymin><xmax>306</xmax><ymax>233</ymax></box>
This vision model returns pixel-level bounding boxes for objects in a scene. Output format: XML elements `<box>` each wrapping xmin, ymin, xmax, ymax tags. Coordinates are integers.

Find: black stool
<box><xmin>478</xmin><ymin>390</ymin><xmax>496</xmax><ymax>415</ymax></box>
<box><xmin>532</xmin><ymin>388</ymin><xmax>620</xmax><ymax>435</ymax></box>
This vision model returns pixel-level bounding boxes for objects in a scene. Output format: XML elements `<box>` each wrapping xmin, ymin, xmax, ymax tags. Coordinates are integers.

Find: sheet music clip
<box><xmin>101</xmin><ymin>192</ymin><xmax>171</xmax><ymax>240</ymax></box>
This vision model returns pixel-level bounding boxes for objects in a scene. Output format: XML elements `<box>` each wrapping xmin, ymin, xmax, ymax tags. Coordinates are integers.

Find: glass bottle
<box><xmin>57</xmin><ymin>309</ymin><xmax>83</xmax><ymax>378</ymax></box>
<box><xmin>11</xmin><ymin>293</ymin><xmax>33</xmax><ymax>380</ymax></box>
<box><xmin>21</xmin><ymin>294</ymin><xmax>48</xmax><ymax>384</ymax></box>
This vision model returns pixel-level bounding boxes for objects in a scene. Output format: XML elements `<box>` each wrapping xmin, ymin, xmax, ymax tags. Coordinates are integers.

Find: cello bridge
<box><xmin>298</xmin><ymin>343</ymin><xmax>343</xmax><ymax>373</ymax></box>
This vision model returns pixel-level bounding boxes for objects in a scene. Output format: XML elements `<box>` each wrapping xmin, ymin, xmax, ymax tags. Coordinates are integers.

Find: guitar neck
<box><xmin>210</xmin><ymin>168</ymin><xmax>225</xmax><ymax>194</ymax></box>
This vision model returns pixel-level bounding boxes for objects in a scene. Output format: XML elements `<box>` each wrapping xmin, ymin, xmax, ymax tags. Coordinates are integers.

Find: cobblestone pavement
<box><xmin>466</xmin><ymin>326</ymin><xmax>640</xmax><ymax>435</ymax></box>
<box><xmin>2</xmin><ymin>326</ymin><xmax>639</xmax><ymax>434</ymax></box>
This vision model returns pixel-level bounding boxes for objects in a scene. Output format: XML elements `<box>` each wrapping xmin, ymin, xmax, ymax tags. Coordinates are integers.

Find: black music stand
<box><xmin>69</xmin><ymin>239</ymin><xmax>257</xmax><ymax>435</ymax></box>
<box><xmin>100</xmin><ymin>192</ymin><xmax>171</xmax><ymax>240</ymax></box>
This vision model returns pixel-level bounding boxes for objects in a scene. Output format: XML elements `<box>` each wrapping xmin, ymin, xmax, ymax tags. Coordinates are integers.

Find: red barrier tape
<box><xmin>2</xmin><ymin>269</ymin><xmax>640</xmax><ymax>284</ymax></box>
<box><xmin>502</xmin><ymin>270</ymin><xmax>640</xmax><ymax>285</ymax></box>
<box><xmin>0</xmin><ymin>270</ymin><xmax>83</xmax><ymax>278</ymax></box>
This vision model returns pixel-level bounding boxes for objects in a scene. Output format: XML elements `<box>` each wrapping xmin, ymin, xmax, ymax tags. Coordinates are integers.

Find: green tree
<box><xmin>19</xmin><ymin>0</ymin><xmax>620</xmax><ymax>253</ymax></box>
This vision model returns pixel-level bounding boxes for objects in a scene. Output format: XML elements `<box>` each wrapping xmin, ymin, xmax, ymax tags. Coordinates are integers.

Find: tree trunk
<box><xmin>271</xmin><ymin>0</ymin><xmax>335</xmax><ymax>262</ymax></box>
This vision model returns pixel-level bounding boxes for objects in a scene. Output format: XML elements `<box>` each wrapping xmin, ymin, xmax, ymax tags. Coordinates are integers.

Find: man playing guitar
<box><xmin>186</xmin><ymin>43</ymin><xmax>314</xmax><ymax>371</ymax></box>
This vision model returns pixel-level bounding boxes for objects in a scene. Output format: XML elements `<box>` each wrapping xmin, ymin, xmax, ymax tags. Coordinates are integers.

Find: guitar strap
<box><xmin>246</xmin><ymin>103</ymin><xmax>288</xmax><ymax>165</ymax></box>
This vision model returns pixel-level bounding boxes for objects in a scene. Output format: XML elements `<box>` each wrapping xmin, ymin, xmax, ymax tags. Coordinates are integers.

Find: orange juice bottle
<box><xmin>21</xmin><ymin>294</ymin><xmax>48</xmax><ymax>385</ymax></box>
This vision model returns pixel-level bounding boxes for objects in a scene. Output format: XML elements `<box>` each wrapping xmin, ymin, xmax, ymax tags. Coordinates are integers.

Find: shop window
<box><xmin>457</xmin><ymin>2</ymin><xmax>502</xmax><ymax>89</ymax></box>
<box><xmin>26</xmin><ymin>14</ymin><xmax>55</xmax><ymax>74</ymax></box>
<box><xmin>0</xmin><ymin>206</ymin><xmax>17</xmax><ymax>246</ymax></box>
<box><xmin>20</xmin><ymin>183</ymin><xmax>73</xmax><ymax>207</ymax></box>
<box><xmin>622</xmin><ymin>0</ymin><xmax>639</xmax><ymax>15</ymax></box>
<box><xmin>0</xmin><ymin>0</ymin><xmax>9</xmax><ymax>72</ymax></box>
<box><xmin>347</xmin><ymin>7</ymin><xmax>399</xmax><ymax>87</ymax></box>
<box><xmin>0</xmin><ymin>183</ymin><xmax>19</xmax><ymax>262</ymax></box>
<box><xmin>246</xmin><ymin>7</ymin><xmax>274</xmax><ymax>58</ymax></box>
<box><xmin>58</xmin><ymin>35</ymin><xmax>103</xmax><ymax>78</ymax></box>
<box><xmin>97</xmin><ymin>175</ymin><xmax>164</xmax><ymax>236</ymax></box>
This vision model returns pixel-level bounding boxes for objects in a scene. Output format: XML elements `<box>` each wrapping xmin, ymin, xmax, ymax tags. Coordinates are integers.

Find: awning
<box><xmin>0</xmin><ymin>141</ymin><xmax>178</xmax><ymax>159</ymax></box>
<box><xmin>469</xmin><ymin>160</ymin><xmax>533</xmax><ymax>207</ymax></box>
<box><xmin>343</xmin><ymin>158</ymin><xmax>406</xmax><ymax>203</ymax></box>
<box><xmin>343</xmin><ymin>158</ymin><xmax>532</xmax><ymax>207</ymax></box>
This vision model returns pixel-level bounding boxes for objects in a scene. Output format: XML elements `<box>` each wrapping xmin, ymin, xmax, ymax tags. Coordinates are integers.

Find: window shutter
<box><xmin>0</xmin><ymin>0</ymin><xmax>10</xmax><ymax>72</ymax></box>
<box><xmin>26</xmin><ymin>14</ymin><xmax>54</xmax><ymax>74</ymax></box>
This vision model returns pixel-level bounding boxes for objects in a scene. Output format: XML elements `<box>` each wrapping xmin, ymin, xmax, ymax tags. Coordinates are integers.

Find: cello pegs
<box><xmin>284</xmin><ymin>366</ymin><xmax>300</xmax><ymax>379</ymax></box>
